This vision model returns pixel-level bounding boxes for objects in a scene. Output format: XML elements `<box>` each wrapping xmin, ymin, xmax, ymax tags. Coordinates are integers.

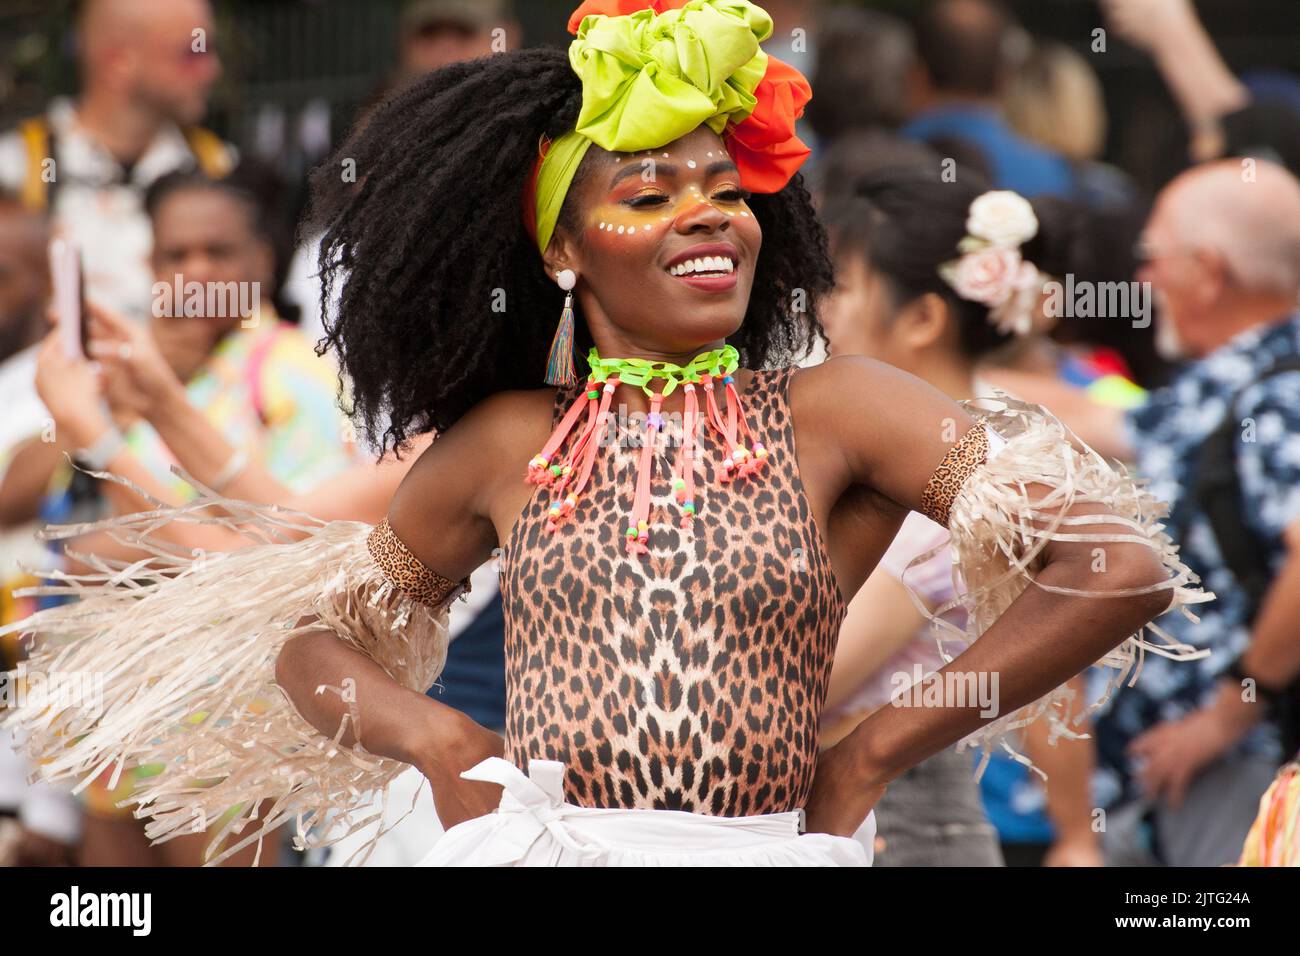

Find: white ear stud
<box><xmin>556</xmin><ymin>269</ymin><xmax>577</xmax><ymax>291</ymax></box>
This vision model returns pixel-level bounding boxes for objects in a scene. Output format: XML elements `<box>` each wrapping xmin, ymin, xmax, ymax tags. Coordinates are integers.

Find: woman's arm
<box><xmin>1100</xmin><ymin>0</ymin><xmax>1250</xmax><ymax>160</ymax></box>
<box><xmin>0</xmin><ymin>433</ymin><xmax>67</xmax><ymax>527</ymax></box>
<box><xmin>278</xmin><ymin>433</ymin><xmax>433</xmax><ymax>524</ymax></box>
<box><xmin>94</xmin><ymin>299</ymin><xmax>434</xmax><ymax>533</ymax></box>
<box><xmin>272</xmin><ymin>390</ymin><xmax>529</xmax><ymax>828</ymax></box>
<box><xmin>801</xmin><ymin>356</ymin><xmax>1176</xmax><ymax>835</ymax></box>
<box><xmin>87</xmin><ymin>302</ymin><xmax>296</xmax><ymax>504</ymax></box>
<box><xmin>276</xmin><ymin>621</ymin><xmax>505</xmax><ymax>831</ymax></box>
<box><xmin>51</xmin><ymin>403</ymin><xmax>243</xmax><ymax>554</ymax></box>
<box><xmin>135</xmin><ymin>377</ymin><xmax>294</xmax><ymax>504</ymax></box>
<box><xmin>824</xmin><ymin>568</ymin><xmax>927</xmax><ymax>714</ymax></box>
<box><xmin>32</xmin><ymin>329</ymin><xmax>240</xmax><ymax>555</ymax></box>
<box><xmin>3</xmin><ymin>387</ymin><xmax>529</xmax><ymax>858</ymax></box>
<box><xmin>825</xmin><ymin>529</ymin><xmax>1167</xmax><ymax>827</ymax></box>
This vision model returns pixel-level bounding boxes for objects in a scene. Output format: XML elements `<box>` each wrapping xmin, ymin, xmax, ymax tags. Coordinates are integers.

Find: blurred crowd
<box><xmin>1</xmin><ymin>0</ymin><xmax>1298</xmax><ymax>867</ymax></box>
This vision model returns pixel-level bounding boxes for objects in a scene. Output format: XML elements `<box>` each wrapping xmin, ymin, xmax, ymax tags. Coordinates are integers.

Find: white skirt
<box><xmin>417</xmin><ymin>756</ymin><xmax>875</xmax><ymax>867</ymax></box>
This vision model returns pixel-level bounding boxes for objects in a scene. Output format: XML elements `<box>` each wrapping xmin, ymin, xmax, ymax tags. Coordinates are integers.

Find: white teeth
<box><xmin>670</xmin><ymin>256</ymin><xmax>736</xmax><ymax>276</ymax></box>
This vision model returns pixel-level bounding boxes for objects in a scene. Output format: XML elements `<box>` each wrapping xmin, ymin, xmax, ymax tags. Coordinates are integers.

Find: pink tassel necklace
<box><xmin>525</xmin><ymin>345</ymin><xmax>769</xmax><ymax>555</ymax></box>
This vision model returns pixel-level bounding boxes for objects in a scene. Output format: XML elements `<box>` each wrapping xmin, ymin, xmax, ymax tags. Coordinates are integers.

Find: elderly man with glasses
<box><xmin>1092</xmin><ymin>158</ymin><xmax>1300</xmax><ymax>866</ymax></box>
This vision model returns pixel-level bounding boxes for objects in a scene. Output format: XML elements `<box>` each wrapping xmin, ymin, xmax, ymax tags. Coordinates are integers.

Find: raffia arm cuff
<box><xmin>919</xmin><ymin>421</ymin><xmax>990</xmax><ymax>527</ymax></box>
<box><xmin>366</xmin><ymin>517</ymin><xmax>472</xmax><ymax>609</ymax></box>
<box><xmin>882</xmin><ymin>396</ymin><xmax>1209</xmax><ymax>786</ymax></box>
<box><xmin>0</xmin><ymin>478</ymin><xmax>457</xmax><ymax>865</ymax></box>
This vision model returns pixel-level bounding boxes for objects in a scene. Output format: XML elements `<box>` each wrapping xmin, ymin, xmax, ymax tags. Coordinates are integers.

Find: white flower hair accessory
<box><xmin>938</xmin><ymin>190</ymin><xmax>1054</xmax><ymax>337</ymax></box>
<box><xmin>966</xmin><ymin>190</ymin><xmax>1039</xmax><ymax>247</ymax></box>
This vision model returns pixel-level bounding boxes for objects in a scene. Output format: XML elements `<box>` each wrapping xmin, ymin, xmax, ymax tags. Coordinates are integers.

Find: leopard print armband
<box><xmin>919</xmin><ymin>422</ymin><xmax>991</xmax><ymax>527</ymax></box>
<box><xmin>365</xmin><ymin>517</ymin><xmax>471</xmax><ymax>610</ymax></box>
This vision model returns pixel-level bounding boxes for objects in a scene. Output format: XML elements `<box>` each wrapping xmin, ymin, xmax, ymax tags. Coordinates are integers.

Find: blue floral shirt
<box><xmin>1093</xmin><ymin>314</ymin><xmax>1300</xmax><ymax>805</ymax></box>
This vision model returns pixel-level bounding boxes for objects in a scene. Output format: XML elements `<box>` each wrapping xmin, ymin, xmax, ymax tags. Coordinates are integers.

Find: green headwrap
<box><xmin>530</xmin><ymin>0</ymin><xmax>772</xmax><ymax>255</ymax></box>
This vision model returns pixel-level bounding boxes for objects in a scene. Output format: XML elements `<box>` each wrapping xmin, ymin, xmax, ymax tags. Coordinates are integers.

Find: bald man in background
<box><xmin>1093</xmin><ymin>158</ymin><xmax>1300</xmax><ymax>866</ymax></box>
<box><xmin>0</xmin><ymin>0</ymin><xmax>233</xmax><ymax>319</ymax></box>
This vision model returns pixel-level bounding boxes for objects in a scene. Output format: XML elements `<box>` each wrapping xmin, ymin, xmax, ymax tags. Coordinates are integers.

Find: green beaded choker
<box><xmin>584</xmin><ymin>345</ymin><xmax>740</xmax><ymax>397</ymax></box>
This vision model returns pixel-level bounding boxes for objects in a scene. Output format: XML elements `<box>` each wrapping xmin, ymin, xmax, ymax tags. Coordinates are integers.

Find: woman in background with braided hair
<box><xmin>2</xmin><ymin>0</ymin><xmax>1205</xmax><ymax>867</ymax></box>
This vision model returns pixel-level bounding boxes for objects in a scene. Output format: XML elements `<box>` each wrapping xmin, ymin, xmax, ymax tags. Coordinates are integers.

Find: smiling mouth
<box><xmin>667</xmin><ymin>255</ymin><xmax>736</xmax><ymax>278</ymax></box>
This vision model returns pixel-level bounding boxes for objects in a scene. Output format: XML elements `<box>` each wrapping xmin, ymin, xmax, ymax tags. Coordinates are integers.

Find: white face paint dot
<box><xmin>617</xmin><ymin>225</ymin><xmax>625</xmax><ymax>234</ymax></box>
<box><xmin>707</xmin><ymin>151</ymin><xmax>714</xmax><ymax>157</ymax></box>
<box><xmin>662</xmin><ymin>153</ymin><xmax>669</xmax><ymax>158</ymax></box>
<box><xmin>643</xmin><ymin>225</ymin><xmax>652</xmax><ymax>232</ymax></box>
<box><xmin>686</xmin><ymin>159</ymin><xmax>697</xmax><ymax>169</ymax></box>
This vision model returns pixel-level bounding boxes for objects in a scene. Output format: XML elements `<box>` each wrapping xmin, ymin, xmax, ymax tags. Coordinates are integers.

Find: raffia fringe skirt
<box><xmin>417</xmin><ymin>757</ymin><xmax>875</xmax><ymax>867</ymax></box>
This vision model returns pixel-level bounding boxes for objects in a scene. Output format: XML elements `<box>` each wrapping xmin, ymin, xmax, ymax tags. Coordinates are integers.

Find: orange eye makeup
<box><xmin>584</xmin><ymin>144</ymin><xmax>758</xmax><ymax>248</ymax></box>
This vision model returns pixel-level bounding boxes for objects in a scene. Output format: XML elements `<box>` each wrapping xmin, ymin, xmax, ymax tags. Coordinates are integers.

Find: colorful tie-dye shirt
<box><xmin>44</xmin><ymin>316</ymin><xmax>356</xmax><ymax>518</ymax></box>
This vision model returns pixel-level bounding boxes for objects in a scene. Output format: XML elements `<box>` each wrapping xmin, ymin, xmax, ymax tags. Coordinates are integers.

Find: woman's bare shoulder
<box><xmin>787</xmin><ymin>356</ymin><xmax>939</xmax><ymax>449</ymax></box>
<box><xmin>463</xmin><ymin>385</ymin><xmax>560</xmax><ymax>451</ymax></box>
<box><xmin>386</xmin><ymin>385</ymin><xmax>562</xmax><ymax>576</ymax></box>
<box><xmin>788</xmin><ymin>354</ymin><xmax>923</xmax><ymax>406</ymax></box>
<box><xmin>393</xmin><ymin>386</ymin><xmax>559</xmax><ymax>509</ymax></box>
<box><xmin>786</xmin><ymin>356</ymin><xmax>977</xmax><ymax>509</ymax></box>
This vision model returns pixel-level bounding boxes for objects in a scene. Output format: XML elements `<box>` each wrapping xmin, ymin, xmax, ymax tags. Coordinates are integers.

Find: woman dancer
<box><xmin>2</xmin><ymin>0</ymin><xmax>1205</xmax><ymax>866</ymax></box>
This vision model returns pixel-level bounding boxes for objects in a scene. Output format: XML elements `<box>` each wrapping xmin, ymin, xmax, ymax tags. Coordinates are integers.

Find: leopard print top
<box><xmin>499</xmin><ymin>366</ymin><xmax>847</xmax><ymax>816</ymax></box>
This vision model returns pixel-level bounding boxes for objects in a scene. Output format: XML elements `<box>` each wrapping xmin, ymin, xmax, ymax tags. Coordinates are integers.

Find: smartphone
<box><xmin>49</xmin><ymin>236</ymin><xmax>88</xmax><ymax>359</ymax></box>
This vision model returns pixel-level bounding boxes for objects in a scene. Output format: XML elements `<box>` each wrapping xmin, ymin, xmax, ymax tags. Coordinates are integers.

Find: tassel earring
<box><xmin>544</xmin><ymin>269</ymin><xmax>578</xmax><ymax>387</ymax></box>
